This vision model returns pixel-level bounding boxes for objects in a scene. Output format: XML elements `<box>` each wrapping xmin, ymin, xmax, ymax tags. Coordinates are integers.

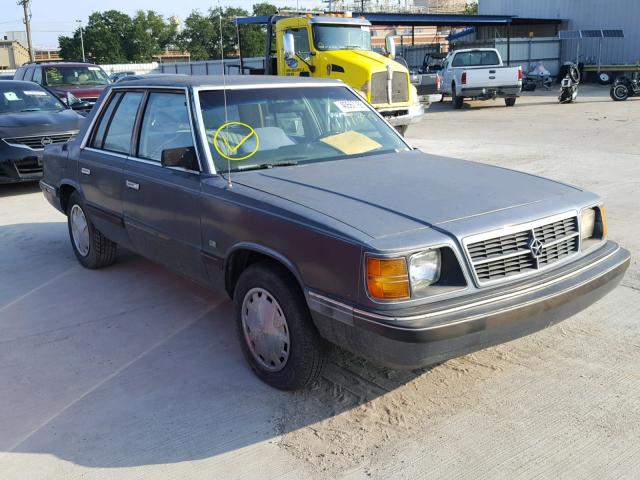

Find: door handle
<box><xmin>125</xmin><ymin>180</ymin><xmax>140</xmax><ymax>191</ymax></box>
<box><xmin>80</xmin><ymin>167</ymin><xmax>90</xmax><ymax>175</ymax></box>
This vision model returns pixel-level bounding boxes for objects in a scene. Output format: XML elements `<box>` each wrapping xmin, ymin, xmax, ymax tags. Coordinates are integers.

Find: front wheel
<box><xmin>610</xmin><ymin>83</ymin><xmax>629</xmax><ymax>101</ymax></box>
<box><xmin>233</xmin><ymin>262</ymin><xmax>326</xmax><ymax>390</ymax></box>
<box><xmin>395</xmin><ymin>125</ymin><xmax>408</xmax><ymax>136</ymax></box>
<box><xmin>67</xmin><ymin>192</ymin><xmax>118</xmax><ymax>269</ymax></box>
<box><xmin>505</xmin><ymin>97</ymin><xmax>517</xmax><ymax>107</ymax></box>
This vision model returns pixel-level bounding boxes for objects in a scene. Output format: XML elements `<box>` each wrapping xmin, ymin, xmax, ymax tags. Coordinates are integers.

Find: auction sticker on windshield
<box><xmin>334</xmin><ymin>100</ymin><xmax>369</xmax><ymax>113</ymax></box>
<box><xmin>213</xmin><ymin>122</ymin><xmax>260</xmax><ymax>161</ymax></box>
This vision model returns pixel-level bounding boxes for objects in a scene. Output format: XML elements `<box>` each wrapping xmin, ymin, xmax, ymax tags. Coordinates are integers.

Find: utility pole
<box><xmin>18</xmin><ymin>0</ymin><xmax>34</xmax><ymax>62</ymax></box>
<box><xmin>76</xmin><ymin>19</ymin><xmax>85</xmax><ymax>62</ymax></box>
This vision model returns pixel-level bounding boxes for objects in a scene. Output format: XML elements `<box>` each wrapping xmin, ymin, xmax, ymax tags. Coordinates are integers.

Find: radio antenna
<box><xmin>218</xmin><ymin>3</ymin><xmax>232</xmax><ymax>188</ymax></box>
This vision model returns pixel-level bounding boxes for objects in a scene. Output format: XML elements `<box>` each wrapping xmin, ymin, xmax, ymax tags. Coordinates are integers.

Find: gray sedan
<box><xmin>40</xmin><ymin>75</ymin><xmax>630</xmax><ymax>390</ymax></box>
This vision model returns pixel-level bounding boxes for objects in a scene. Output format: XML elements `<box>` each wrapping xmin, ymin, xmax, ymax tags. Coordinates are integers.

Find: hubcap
<box><xmin>70</xmin><ymin>204</ymin><xmax>90</xmax><ymax>257</ymax></box>
<box><xmin>241</xmin><ymin>287</ymin><xmax>290</xmax><ymax>372</ymax></box>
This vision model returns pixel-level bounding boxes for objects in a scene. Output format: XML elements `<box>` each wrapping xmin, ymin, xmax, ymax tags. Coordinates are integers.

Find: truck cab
<box><xmin>237</xmin><ymin>13</ymin><xmax>424</xmax><ymax>135</ymax></box>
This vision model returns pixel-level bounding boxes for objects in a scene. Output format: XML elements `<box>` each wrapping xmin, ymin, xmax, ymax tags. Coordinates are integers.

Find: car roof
<box><xmin>0</xmin><ymin>80</ymin><xmax>45</xmax><ymax>88</ymax></box>
<box><xmin>115</xmin><ymin>74</ymin><xmax>344</xmax><ymax>89</ymax></box>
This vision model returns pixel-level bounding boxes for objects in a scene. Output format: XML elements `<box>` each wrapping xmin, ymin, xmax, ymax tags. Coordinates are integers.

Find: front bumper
<box><xmin>308</xmin><ymin>241</ymin><xmax>630</xmax><ymax>369</ymax></box>
<box><xmin>0</xmin><ymin>143</ymin><xmax>44</xmax><ymax>183</ymax></box>
<box><xmin>378</xmin><ymin>103</ymin><xmax>425</xmax><ymax>127</ymax></box>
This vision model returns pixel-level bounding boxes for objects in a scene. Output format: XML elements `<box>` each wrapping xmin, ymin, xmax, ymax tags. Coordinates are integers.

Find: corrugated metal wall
<box><xmin>479</xmin><ymin>0</ymin><xmax>639</xmax><ymax>65</ymax></box>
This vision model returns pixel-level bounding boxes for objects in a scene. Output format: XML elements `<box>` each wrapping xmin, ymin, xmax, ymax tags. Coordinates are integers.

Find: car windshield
<box><xmin>44</xmin><ymin>66</ymin><xmax>110</xmax><ymax>87</ymax></box>
<box><xmin>199</xmin><ymin>86</ymin><xmax>410</xmax><ymax>173</ymax></box>
<box><xmin>451</xmin><ymin>51</ymin><xmax>500</xmax><ymax>67</ymax></box>
<box><xmin>312</xmin><ymin>25</ymin><xmax>372</xmax><ymax>51</ymax></box>
<box><xmin>0</xmin><ymin>84</ymin><xmax>65</xmax><ymax>113</ymax></box>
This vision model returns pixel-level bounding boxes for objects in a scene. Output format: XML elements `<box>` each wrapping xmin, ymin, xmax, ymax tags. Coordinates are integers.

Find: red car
<box><xmin>13</xmin><ymin>61</ymin><xmax>111</xmax><ymax>109</ymax></box>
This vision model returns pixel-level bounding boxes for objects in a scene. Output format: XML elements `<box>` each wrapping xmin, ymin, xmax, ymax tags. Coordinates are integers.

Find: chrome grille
<box><xmin>466</xmin><ymin>215</ymin><xmax>580</xmax><ymax>284</ymax></box>
<box><xmin>391</xmin><ymin>72</ymin><xmax>409</xmax><ymax>103</ymax></box>
<box><xmin>3</xmin><ymin>132</ymin><xmax>76</xmax><ymax>150</ymax></box>
<box><xmin>370</xmin><ymin>71</ymin><xmax>409</xmax><ymax>104</ymax></box>
<box><xmin>370</xmin><ymin>72</ymin><xmax>387</xmax><ymax>104</ymax></box>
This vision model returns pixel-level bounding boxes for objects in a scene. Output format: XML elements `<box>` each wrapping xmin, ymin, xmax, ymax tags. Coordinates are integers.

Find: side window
<box><xmin>32</xmin><ymin>67</ymin><xmax>42</xmax><ymax>84</ymax></box>
<box><xmin>24</xmin><ymin>67</ymin><xmax>35</xmax><ymax>81</ymax></box>
<box><xmin>290</xmin><ymin>29</ymin><xmax>311</xmax><ymax>61</ymax></box>
<box><xmin>138</xmin><ymin>92</ymin><xmax>195</xmax><ymax>166</ymax></box>
<box><xmin>91</xmin><ymin>91</ymin><xmax>143</xmax><ymax>154</ymax></box>
<box><xmin>14</xmin><ymin>67</ymin><xmax>25</xmax><ymax>80</ymax></box>
<box><xmin>91</xmin><ymin>92</ymin><xmax>122</xmax><ymax>149</ymax></box>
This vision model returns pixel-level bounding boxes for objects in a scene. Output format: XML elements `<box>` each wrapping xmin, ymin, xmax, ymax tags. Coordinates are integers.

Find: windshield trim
<box><xmin>192</xmin><ymin>84</ymin><xmax>411</xmax><ymax>176</ymax></box>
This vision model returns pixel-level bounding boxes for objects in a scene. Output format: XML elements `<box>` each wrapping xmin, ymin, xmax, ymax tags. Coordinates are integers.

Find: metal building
<box><xmin>479</xmin><ymin>0</ymin><xmax>639</xmax><ymax>65</ymax></box>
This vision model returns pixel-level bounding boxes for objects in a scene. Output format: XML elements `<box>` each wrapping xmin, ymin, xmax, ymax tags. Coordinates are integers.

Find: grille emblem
<box><xmin>528</xmin><ymin>237</ymin><xmax>544</xmax><ymax>258</ymax></box>
<box><xmin>41</xmin><ymin>137</ymin><xmax>53</xmax><ymax>147</ymax></box>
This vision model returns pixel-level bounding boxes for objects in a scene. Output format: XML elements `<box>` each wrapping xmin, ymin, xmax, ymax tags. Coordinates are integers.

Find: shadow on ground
<box><xmin>0</xmin><ymin>222</ymin><xmax>427</xmax><ymax>469</ymax></box>
<box><xmin>0</xmin><ymin>181</ymin><xmax>40</xmax><ymax>198</ymax></box>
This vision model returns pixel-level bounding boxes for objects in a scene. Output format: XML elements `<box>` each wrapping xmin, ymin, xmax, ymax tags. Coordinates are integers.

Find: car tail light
<box><xmin>461</xmin><ymin>71</ymin><xmax>467</xmax><ymax>85</ymax></box>
<box><xmin>518</xmin><ymin>68</ymin><xmax>523</xmax><ymax>81</ymax></box>
<box><xmin>366</xmin><ymin>257</ymin><xmax>410</xmax><ymax>301</ymax></box>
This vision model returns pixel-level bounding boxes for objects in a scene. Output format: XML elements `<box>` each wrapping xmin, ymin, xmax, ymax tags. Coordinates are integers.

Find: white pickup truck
<box><xmin>441</xmin><ymin>48</ymin><xmax>522</xmax><ymax>109</ymax></box>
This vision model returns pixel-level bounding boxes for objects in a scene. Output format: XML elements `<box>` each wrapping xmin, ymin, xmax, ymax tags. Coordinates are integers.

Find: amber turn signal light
<box><xmin>366</xmin><ymin>257</ymin><xmax>410</xmax><ymax>300</ymax></box>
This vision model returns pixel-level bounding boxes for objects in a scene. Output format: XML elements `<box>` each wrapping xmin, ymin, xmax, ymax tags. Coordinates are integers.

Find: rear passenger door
<box><xmin>79</xmin><ymin>90</ymin><xmax>144</xmax><ymax>247</ymax></box>
<box><xmin>122</xmin><ymin>89</ymin><xmax>207</xmax><ymax>283</ymax></box>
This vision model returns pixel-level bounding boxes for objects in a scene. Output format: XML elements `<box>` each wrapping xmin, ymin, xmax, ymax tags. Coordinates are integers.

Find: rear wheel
<box><xmin>452</xmin><ymin>84</ymin><xmax>463</xmax><ymax>109</ymax></box>
<box><xmin>233</xmin><ymin>261</ymin><xmax>326</xmax><ymax>390</ymax></box>
<box><xmin>505</xmin><ymin>97</ymin><xmax>517</xmax><ymax>107</ymax></box>
<box><xmin>67</xmin><ymin>192</ymin><xmax>117</xmax><ymax>269</ymax></box>
<box><xmin>610</xmin><ymin>83</ymin><xmax>629</xmax><ymax>101</ymax></box>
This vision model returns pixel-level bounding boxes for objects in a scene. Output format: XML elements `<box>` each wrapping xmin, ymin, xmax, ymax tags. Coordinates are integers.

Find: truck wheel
<box><xmin>598</xmin><ymin>72</ymin><xmax>612</xmax><ymax>85</ymax></box>
<box><xmin>67</xmin><ymin>192</ymin><xmax>118</xmax><ymax>269</ymax></box>
<box><xmin>505</xmin><ymin>98</ymin><xmax>517</xmax><ymax>107</ymax></box>
<box><xmin>395</xmin><ymin>125</ymin><xmax>408</xmax><ymax>136</ymax></box>
<box><xmin>233</xmin><ymin>261</ymin><xmax>326</xmax><ymax>390</ymax></box>
<box><xmin>452</xmin><ymin>85</ymin><xmax>463</xmax><ymax>109</ymax></box>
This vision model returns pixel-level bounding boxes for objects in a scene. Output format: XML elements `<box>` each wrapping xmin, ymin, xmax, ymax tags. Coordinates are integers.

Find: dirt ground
<box><xmin>0</xmin><ymin>85</ymin><xmax>638</xmax><ymax>479</ymax></box>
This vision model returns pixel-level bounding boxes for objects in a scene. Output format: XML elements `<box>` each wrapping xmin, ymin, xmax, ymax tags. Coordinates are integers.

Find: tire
<box><xmin>233</xmin><ymin>261</ymin><xmax>326</xmax><ymax>390</ymax></box>
<box><xmin>67</xmin><ymin>191</ymin><xmax>118</xmax><ymax>269</ymax></box>
<box><xmin>505</xmin><ymin>97</ymin><xmax>516</xmax><ymax>107</ymax></box>
<box><xmin>395</xmin><ymin>125</ymin><xmax>408</xmax><ymax>136</ymax></box>
<box><xmin>439</xmin><ymin>94</ymin><xmax>444</xmax><ymax>102</ymax></box>
<box><xmin>598</xmin><ymin>72</ymin><xmax>612</xmax><ymax>85</ymax></box>
<box><xmin>452</xmin><ymin>85</ymin><xmax>463</xmax><ymax>109</ymax></box>
<box><xmin>610</xmin><ymin>83</ymin><xmax>629</xmax><ymax>101</ymax></box>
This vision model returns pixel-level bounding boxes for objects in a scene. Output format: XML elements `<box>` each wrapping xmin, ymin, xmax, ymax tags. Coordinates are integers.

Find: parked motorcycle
<box><xmin>610</xmin><ymin>73</ymin><xmax>640</xmax><ymax>101</ymax></box>
<box><xmin>558</xmin><ymin>63</ymin><xmax>580</xmax><ymax>103</ymax></box>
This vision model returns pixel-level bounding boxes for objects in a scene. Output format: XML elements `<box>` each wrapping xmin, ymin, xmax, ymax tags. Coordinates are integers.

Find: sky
<box><xmin>2</xmin><ymin>0</ymin><xmax>321</xmax><ymax>48</ymax></box>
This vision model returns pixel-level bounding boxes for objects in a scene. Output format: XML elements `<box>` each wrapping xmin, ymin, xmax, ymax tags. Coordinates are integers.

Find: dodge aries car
<box><xmin>40</xmin><ymin>76</ymin><xmax>630</xmax><ymax>390</ymax></box>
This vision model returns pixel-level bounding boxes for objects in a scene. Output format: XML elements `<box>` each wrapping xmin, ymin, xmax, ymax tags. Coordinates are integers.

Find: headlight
<box><xmin>409</xmin><ymin>250</ymin><xmax>441</xmax><ymax>295</ymax></box>
<box><xmin>580</xmin><ymin>205</ymin><xmax>607</xmax><ymax>250</ymax></box>
<box><xmin>366</xmin><ymin>249</ymin><xmax>443</xmax><ymax>301</ymax></box>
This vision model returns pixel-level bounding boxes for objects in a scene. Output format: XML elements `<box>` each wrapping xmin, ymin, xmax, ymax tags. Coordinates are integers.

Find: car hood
<box><xmin>233</xmin><ymin>150</ymin><xmax>581</xmax><ymax>239</ymax></box>
<box><xmin>0</xmin><ymin>109</ymin><xmax>83</xmax><ymax>136</ymax></box>
<box><xmin>48</xmin><ymin>85</ymin><xmax>107</xmax><ymax>98</ymax></box>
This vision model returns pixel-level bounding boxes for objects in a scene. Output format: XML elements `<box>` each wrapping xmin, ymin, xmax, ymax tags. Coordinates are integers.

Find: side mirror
<box><xmin>283</xmin><ymin>32</ymin><xmax>295</xmax><ymax>61</ymax></box>
<box><xmin>161</xmin><ymin>146</ymin><xmax>199</xmax><ymax>171</ymax></box>
<box><xmin>385</xmin><ymin>35</ymin><xmax>396</xmax><ymax>60</ymax></box>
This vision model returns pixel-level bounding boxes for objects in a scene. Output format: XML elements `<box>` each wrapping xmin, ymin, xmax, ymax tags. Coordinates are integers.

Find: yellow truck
<box><xmin>235</xmin><ymin>13</ymin><xmax>424</xmax><ymax>135</ymax></box>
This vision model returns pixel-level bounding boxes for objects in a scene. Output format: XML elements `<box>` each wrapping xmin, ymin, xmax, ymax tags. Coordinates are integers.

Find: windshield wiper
<box><xmin>235</xmin><ymin>160</ymin><xmax>299</xmax><ymax>172</ymax></box>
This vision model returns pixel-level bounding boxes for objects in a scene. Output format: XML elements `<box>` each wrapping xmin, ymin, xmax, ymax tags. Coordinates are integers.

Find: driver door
<box><xmin>122</xmin><ymin>89</ymin><xmax>207</xmax><ymax>283</ymax></box>
<box><xmin>279</xmin><ymin>28</ymin><xmax>313</xmax><ymax>77</ymax></box>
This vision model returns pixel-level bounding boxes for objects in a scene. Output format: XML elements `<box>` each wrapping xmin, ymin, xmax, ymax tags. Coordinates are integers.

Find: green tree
<box><xmin>464</xmin><ymin>2</ymin><xmax>478</xmax><ymax>15</ymax></box>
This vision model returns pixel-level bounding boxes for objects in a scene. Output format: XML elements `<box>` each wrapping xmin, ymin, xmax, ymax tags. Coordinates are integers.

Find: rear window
<box><xmin>452</xmin><ymin>51</ymin><xmax>500</xmax><ymax>67</ymax></box>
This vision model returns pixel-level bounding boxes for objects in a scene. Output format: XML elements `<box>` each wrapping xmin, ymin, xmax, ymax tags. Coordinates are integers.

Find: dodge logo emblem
<box><xmin>41</xmin><ymin>137</ymin><xmax>53</xmax><ymax>147</ymax></box>
<box><xmin>529</xmin><ymin>238</ymin><xmax>544</xmax><ymax>258</ymax></box>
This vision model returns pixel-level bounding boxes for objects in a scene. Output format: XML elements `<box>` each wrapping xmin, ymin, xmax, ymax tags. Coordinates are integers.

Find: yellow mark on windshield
<box><xmin>213</xmin><ymin>122</ymin><xmax>260</xmax><ymax>161</ymax></box>
<box><xmin>320</xmin><ymin>131</ymin><xmax>382</xmax><ymax>155</ymax></box>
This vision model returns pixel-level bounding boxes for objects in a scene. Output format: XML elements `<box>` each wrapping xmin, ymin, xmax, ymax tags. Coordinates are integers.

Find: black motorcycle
<box><xmin>610</xmin><ymin>74</ymin><xmax>640</xmax><ymax>101</ymax></box>
<box><xmin>558</xmin><ymin>63</ymin><xmax>580</xmax><ymax>103</ymax></box>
